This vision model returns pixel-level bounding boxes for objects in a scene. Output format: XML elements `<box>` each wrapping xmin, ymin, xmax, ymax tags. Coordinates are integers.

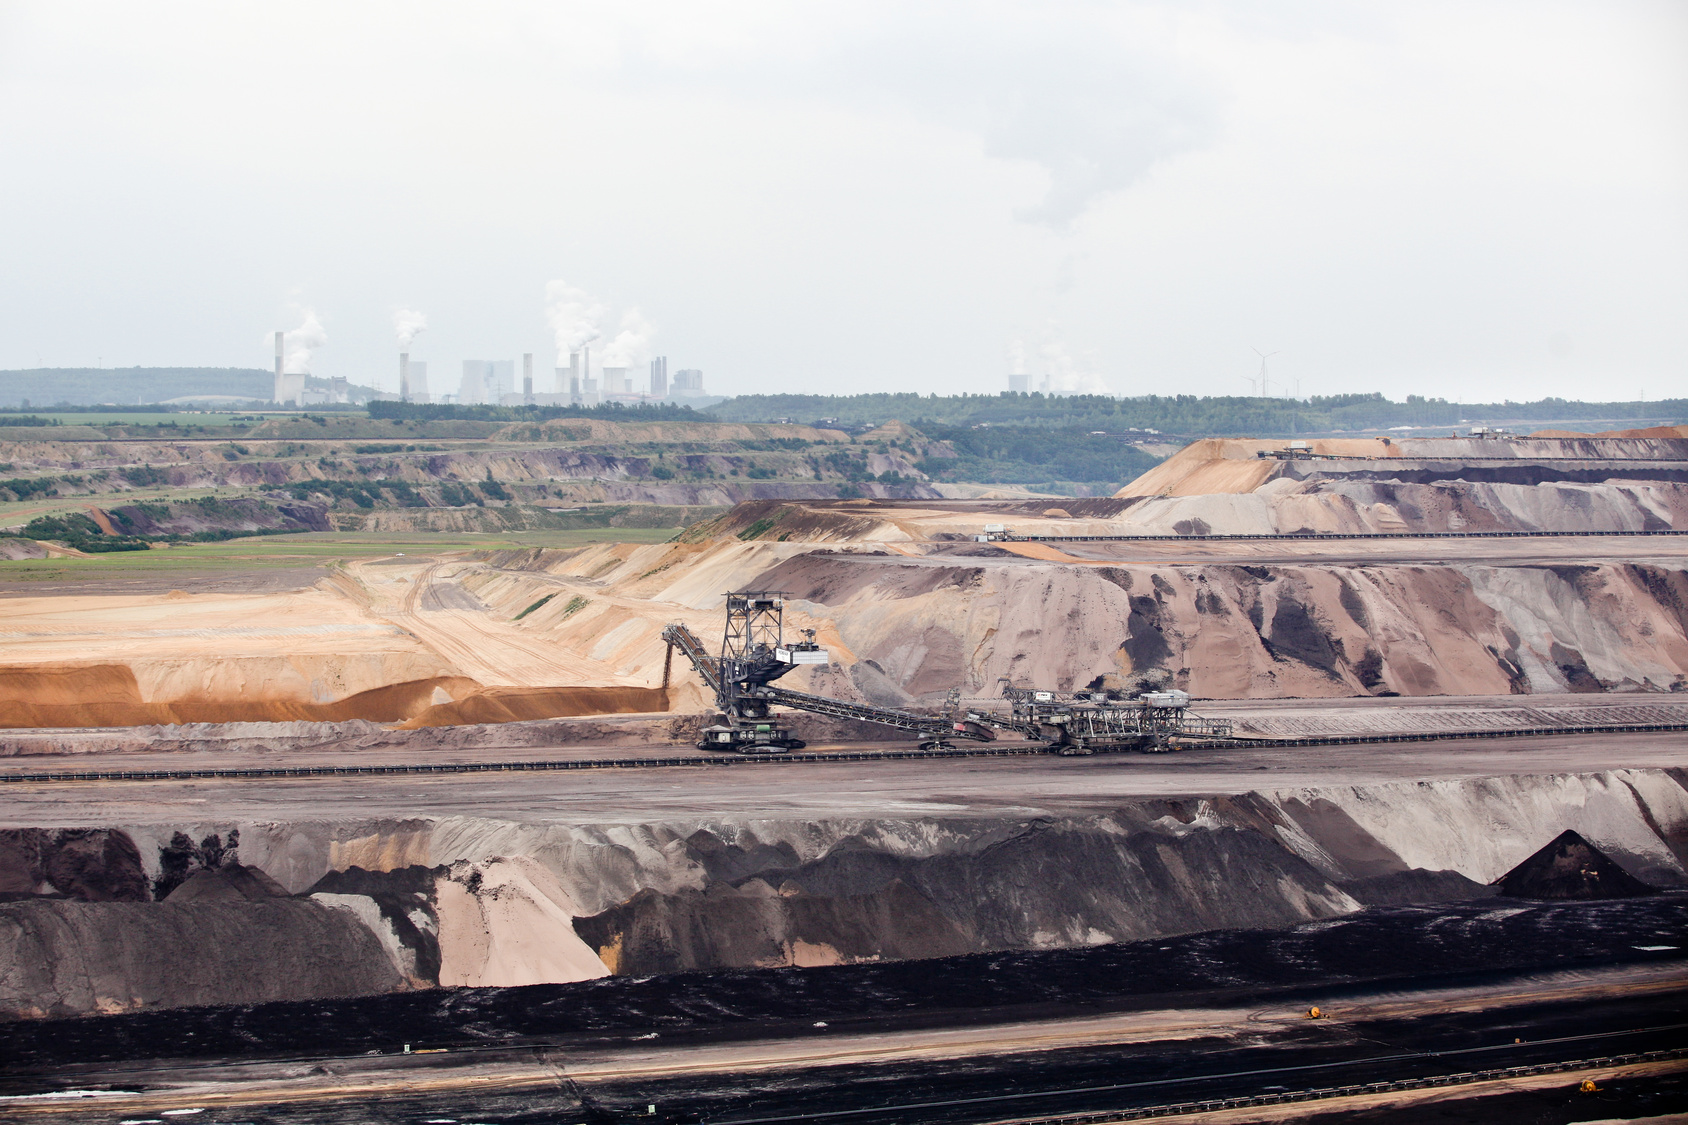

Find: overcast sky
<box><xmin>1</xmin><ymin>1</ymin><xmax>1683</xmax><ymax>402</ymax></box>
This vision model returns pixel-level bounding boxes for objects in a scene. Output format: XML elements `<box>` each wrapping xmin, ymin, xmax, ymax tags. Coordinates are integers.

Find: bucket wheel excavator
<box><xmin>661</xmin><ymin>591</ymin><xmax>995</xmax><ymax>753</ymax></box>
<box><xmin>663</xmin><ymin>591</ymin><xmax>1233</xmax><ymax>755</ymax></box>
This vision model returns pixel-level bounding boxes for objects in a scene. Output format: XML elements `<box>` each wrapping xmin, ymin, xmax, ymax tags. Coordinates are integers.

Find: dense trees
<box><xmin>706</xmin><ymin>391</ymin><xmax>1686</xmax><ymax>436</ymax></box>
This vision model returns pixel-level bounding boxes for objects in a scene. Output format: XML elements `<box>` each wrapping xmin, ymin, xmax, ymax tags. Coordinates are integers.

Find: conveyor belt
<box><xmin>4</xmin><ymin>720</ymin><xmax>1686</xmax><ymax>783</ymax></box>
<box><xmin>760</xmin><ymin>684</ymin><xmax>987</xmax><ymax>740</ymax></box>
<box><xmin>660</xmin><ymin>624</ymin><xmax>721</xmax><ymax>694</ymax></box>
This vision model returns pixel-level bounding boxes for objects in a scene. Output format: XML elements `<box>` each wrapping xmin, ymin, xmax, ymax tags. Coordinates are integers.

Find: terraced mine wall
<box><xmin>1</xmin><ymin>768</ymin><xmax>1683</xmax><ymax>1018</ymax></box>
<box><xmin>1100</xmin><ymin>479</ymin><xmax>1688</xmax><ymax>536</ymax></box>
<box><xmin>745</xmin><ymin>549</ymin><xmax>1688</xmax><ymax>698</ymax></box>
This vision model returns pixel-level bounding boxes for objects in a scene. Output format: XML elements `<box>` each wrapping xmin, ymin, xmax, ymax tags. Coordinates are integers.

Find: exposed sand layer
<box><xmin>3</xmin><ymin>431</ymin><xmax>1685</xmax><ymax>727</ymax></box>
<box><xmin>742</xmin><ymin>548</ymin><xmax>1688</xmax><ymax>697</ymax></box>
<box><xmin>0</xmin><ymin>539</ymin><xmax>48</xmax><ymax>560</ymax></box>
<box><xmin>0</xmin><ymin>764</ymin><xmax>1682</xmax><ymax>1014</ymax></box>
<box><xmin>1104</xmin><ymin>434</ymin><xmax>1688</xmax><ymax>535</ymax></box>
<box><xmin>2</xmin><ymin>522</ymin><xmax>1685</xmax><ymax>727</ymax></box>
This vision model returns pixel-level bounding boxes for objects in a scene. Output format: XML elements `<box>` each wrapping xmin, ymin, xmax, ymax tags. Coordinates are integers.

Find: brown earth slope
<box><xmin>2</xmin><ymin>432</ymin><xmax>1685</xmax><ymax>726</ymax></box>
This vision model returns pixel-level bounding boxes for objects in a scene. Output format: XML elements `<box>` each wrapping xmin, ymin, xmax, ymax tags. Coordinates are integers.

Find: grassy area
<box><xmin>15</xmin><ymin>412</ymin><xmax>291</xmax><ymax>427</ymax></box>
<box><xmin>0</xmin><ymin>527</ymin><xmax>679</xmax><ymax>583</ymax></box>
<box><xmin>0</xmin><ymin>485</ymin><xmax>264</xmax><ymax>526</ymax></box>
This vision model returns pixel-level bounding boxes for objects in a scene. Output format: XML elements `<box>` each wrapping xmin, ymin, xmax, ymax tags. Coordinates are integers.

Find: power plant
<box><xmin>272</xmin><ymin>318</ymin><xmax>704</xmax><ymax>406</ymax></box>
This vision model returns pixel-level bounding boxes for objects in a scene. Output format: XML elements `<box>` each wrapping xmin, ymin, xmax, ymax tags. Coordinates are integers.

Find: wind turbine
<box><xmin>1252</xmin><ymin>348</ymin><xmax>1279</xmax><ymax>398</ymax></box>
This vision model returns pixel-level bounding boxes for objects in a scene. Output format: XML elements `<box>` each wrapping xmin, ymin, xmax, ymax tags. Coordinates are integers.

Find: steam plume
<box><xmin>393</xmin><ymin>308</ymin><xmax>427</xmax><ymax>348</ymax></box>
<box><xmin>1039</xmin><ymin>339</ymin><xmax>1110</xmax><ymax>395</ymax></box>
<box><xmin>601</xmin><ymin>307</ymin><xmax>656</xmax><ymax>368</ymax></box>
<box><xmin>1007</xmin><ymin>338</ymin><xmax>1028</xmax><ymax>374</ymax></box>
<box><xmin>282</xmin><ymin>309</ymin><xmax>327</xmax><ymax>374</ymax></box>
<box><xmin>544</xmin><ymin>281</ymin><xmax>605</xmax><ymax>355</ymax></box>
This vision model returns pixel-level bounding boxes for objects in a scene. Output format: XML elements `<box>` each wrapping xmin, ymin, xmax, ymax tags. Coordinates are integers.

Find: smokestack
<box><xmin>523</xmin><ymin>353</ymin><xmax>533</xmax><ymax>404</ymax></box>
<box><xmin>274</xmin><ymin>331</ymin><xmax>284</xmax><ymax>403</ymax></box>
<box><xmin>400</xmin><ymin>353</ymin><xmax>411</xmax><ymax>403</ymax></box>
<box><xmin>568</xmin><ymin>350</ymin><xmax>581</xmax><ymax>403</ymax></box>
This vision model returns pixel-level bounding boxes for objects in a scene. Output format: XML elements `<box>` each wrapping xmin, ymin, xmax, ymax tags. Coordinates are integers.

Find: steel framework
<box><xmin>663</xmin><ymin>594</ymin><xmax>1236</xmax><ymax>756</ymax></box>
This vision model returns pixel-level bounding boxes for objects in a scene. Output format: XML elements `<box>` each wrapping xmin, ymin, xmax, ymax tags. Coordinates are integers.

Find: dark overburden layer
<box><xmin>4</xmin><ymin>894</ymin><xmax>1681</xmax><ymax>1072</ymax></box>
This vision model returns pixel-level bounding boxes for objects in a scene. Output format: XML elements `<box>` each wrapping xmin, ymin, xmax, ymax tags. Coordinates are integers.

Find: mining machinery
<box><xmin>662</xmin><ymin>591</ymin><xmax>995</xmax><ymax>753</ymax></box>
<box><xmin>663</xmin><ymin>591</ymin><xmax>1235</xmax><ymax>755</ymax></box>
<box><xmin>982</xmin><ymin>684</ymin><xmax>1233</xmax><ymax>754</ymax></box>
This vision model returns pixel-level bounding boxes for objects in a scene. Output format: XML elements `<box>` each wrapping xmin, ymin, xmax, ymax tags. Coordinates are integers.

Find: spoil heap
<box><xmin>2</xmin><ymin>430</ymin><xmax>1685</xmax><ymax>727</ymax></box>
<box><xmin>1495</xmin><ymin>829</ymin><xmax>1657</xmax><ymax>900</ymax></box>
<box><xmin>1107</xmin><ymin>434</ymin><xmax>1688</xmax><ymax>535</ymax></box>
<box><xmin>2</xmin><ymin>768</ymin><xmax>1684</xmax><ymax>1016</ymax></box>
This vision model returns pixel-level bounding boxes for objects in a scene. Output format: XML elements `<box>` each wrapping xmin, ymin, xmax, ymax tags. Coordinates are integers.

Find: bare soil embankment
<box><xmin>0</xmin><ymin>577</ymin><xmax>672</xmax><ymax>729</ymax></box>
<box><xmin>3</xmin><ymin>432</ymin><xmax>1685</xmax><ymax>728</ymax></box>
<box><xmin>1</xmin><ymin>767</ymin><xmax>1683</xmax><ymax>1015</ymax></box>
<box><xmin>1104</xmin><ymin>433</ymin><xmax>1688</xmax><ymax>535</ymax></box>
<box><xmin>7</xmin><ymin>512</ymin><xmax>1683</xmax><ymax>727</ymax></box>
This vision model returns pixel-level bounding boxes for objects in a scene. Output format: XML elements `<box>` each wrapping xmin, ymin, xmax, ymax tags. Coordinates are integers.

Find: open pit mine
<box><xmin>2</xmin><ymin>431</ymin><xmax>1687</xmax><ymax>1123</ymax></box>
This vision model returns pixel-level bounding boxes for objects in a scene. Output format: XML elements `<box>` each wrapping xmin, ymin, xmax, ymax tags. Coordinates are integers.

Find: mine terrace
<box><xmin>2</xmin><ymin>419</ymin><xmax>1687</xmax><ymax>1124</ymax></box>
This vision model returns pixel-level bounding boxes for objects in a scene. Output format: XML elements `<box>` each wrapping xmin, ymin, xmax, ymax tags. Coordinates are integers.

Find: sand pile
<box><xmin>0</xmin><ymin>562</ymin><xmax>688</xmax><ymax>729</ymax></box>
<box><xmin>435</xmin><ymin>857</ymin><xmax>609</xmax><ymax>986</ymax></box>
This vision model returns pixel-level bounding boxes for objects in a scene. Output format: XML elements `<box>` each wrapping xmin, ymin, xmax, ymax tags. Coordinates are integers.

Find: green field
<box><xmin>0</xmin><ymin>484</ymin><xmax>264</xmax><ymax>527</ymax></box>
<box><xmin>0</xmin><ymin>527</ymin><xmax>679</xmax><ymax>583</ymax></box>
<box><xmin>10</xmin><ymin>412</ymin><xmax>291</xmax><ymax>427</ymax></box>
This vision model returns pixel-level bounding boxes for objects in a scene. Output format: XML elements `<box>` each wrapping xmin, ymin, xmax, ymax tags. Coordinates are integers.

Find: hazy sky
<box><xmin>1</xmin><ymin>1</ymin><xmax>1683</xmax><ymax>401</ymax></box>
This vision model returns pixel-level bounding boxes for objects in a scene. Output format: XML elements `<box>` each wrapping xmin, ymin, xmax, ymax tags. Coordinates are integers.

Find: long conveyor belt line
<box><xmin>4</xmin><ymin>720</ymin><xmax>1686</xmax><ymax>784</ymax></box>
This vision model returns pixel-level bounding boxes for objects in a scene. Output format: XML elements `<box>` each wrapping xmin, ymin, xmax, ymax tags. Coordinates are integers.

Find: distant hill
<box><xmin>0</xmin><ymin>368</ymin><xmax>273</xmax><ymax>407</ymax></box>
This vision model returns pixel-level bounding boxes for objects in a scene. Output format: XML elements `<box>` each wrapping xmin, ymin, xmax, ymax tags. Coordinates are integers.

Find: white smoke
<box><xmin>1038</xmin><ymin>339</ymin><xmax>1110</xmax><ymax>396</ymax></box>
<box><xmin>601</xmin><ymin>307</ymin><xmax>656</xmax><ymax>368</ymax></box>
<box><xmin>1007</xmin><ymin>338</ymin><xmax>1028</xmax><ymax>374</ymax></box>
<box><xmin>544</xmin><ymin>281</ymin><xmax>605</xmax><ymax>356</ymax></box>
<box><xmin>282</xmin><ymin>309</ymin><xmax>327</xmax><ymax>374</ymax></box>
<box><xmin>393</xmin><ymin>308</ymin><xmax>427</xmax><ymax>348</ymax></box>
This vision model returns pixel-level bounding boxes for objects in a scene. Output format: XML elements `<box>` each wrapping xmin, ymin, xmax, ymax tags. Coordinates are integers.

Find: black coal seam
<box><xmin>4</xmin><ymin>722</ymin><xmax>1688</xmax><ymax>783</ymax></box>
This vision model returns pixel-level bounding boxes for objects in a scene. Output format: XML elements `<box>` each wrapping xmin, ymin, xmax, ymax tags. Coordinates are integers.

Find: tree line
<box><xmin>704</xmin><ymin>392</ymin><xmax>1686</xmax><ymax>436</ymax></box>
